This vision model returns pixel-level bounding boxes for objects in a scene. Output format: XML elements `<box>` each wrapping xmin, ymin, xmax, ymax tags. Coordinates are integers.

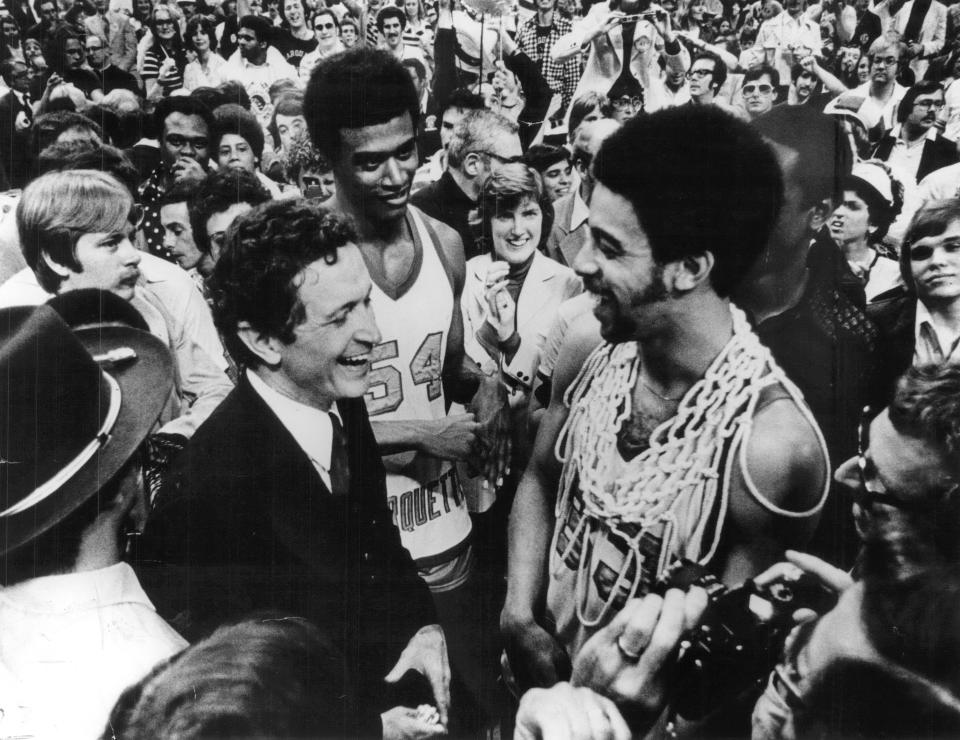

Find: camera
<box><xmin>654</xmin><ymin>560</ymin><xmax>838</xmax><ymax>720</ymax></box>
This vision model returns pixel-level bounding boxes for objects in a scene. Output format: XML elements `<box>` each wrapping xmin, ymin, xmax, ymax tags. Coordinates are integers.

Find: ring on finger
<box><xmin>616</xmin><ymin>634</ymin><xmax>643</xmax><ymax>663</ymax></box>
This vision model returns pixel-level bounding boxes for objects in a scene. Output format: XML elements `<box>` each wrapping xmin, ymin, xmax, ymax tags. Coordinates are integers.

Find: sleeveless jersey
<box><xmin>544</xmin><ymin>305</ymin><xmax>830</xmax><ymax>658</ymax></box>
<box><xmin>364</xmin><ymin>206</ymin><xmax>473</xmax><ymax>584</ymax></box>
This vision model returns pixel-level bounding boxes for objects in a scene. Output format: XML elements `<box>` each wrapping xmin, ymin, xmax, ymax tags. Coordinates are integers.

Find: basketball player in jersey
<box><xmin>500</xmin><ymin>107</ymin><xmax>832</xmax><ymax>692</ymax></box>
<box><xmin>304</xmin><ymin>48</ymin><xmax>511</xmax><ymax>719</ymax></box>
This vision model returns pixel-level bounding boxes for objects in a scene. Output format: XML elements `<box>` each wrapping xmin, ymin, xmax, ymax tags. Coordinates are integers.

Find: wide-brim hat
<box><xmin>0</xmin><ymin>304</ymin><xmax>173</xmax><ymax>556</ymax></box>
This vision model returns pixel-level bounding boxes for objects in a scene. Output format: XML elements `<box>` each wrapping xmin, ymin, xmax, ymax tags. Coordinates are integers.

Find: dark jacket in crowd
<box><xmin>137</xmin><ymin>378</ymin><xmax>437</xmax><ymax>736</ymax></box>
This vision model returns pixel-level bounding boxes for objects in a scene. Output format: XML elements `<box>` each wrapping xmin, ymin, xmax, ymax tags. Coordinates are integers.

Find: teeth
<box><xmin>341</xmin><ymin>353</ymin><xmax>370</xmax><ymax>366</ymax></box>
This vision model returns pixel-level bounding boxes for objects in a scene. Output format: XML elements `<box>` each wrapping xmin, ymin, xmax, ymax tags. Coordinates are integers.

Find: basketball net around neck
<box><xmin>553</xmin><ymin>304</ymin><xmax>828</xmax><ymax>627</ymax></box>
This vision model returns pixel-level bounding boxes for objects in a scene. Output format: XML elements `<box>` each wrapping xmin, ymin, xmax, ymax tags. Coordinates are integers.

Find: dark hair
<box><xmin>744</xmin><ymin>63</ymin><xmax>780</xmax><ymax>89</ymax></box>
<box><xmin>593</xmin><ymin>106</ymin><xmax>783</xmax><ymax>297</ymax></box>
<box><xmin>843</xmin><ymin>161</ymin><xmax>904</xmax><ymax>243</ymax></box>
<box><xmin>213</xmin><ymin>103</ymin><xmax>265</xmax><ymax>161</ymax></box>
<box><xmin>190</xmin><ymin>85</ymin><xmax>227</xmax><ymax>111</ymax></box>
<box><xmin>693</xmin><ymin>50</ymin><xmax>727</xmax><ymax>94</ymax></box>
<box><xmin>238</xmin><ymin>13</ymin><xmax>272</xmax><ymax>43</ymax></box>
<box><xmin>402</xmin><ymin>56</ymin><xmax>426</xmax><ymax>83</ymax></box>
<box><xmin>522</xmin><ymin>143</ymin><xmax>569</xmax><ymax>173</ymax></box>
<box><xmin>797</xmin><ymin>656</ymin><xmax>960</xmax><ymax>739</ymax></box>
<box><xmin>753</xmin><ymin>105</ymin><xmax>853</xmax><ymax>209</ymax></box>
<box><xmin>279</xmin><ymin>0</ymin><xmax>306</xmax><ymax>24</ymax></box>
<box><xmin>217</xmin><ymin>80</ymin><xmax>251</xmax><ymax>110</ymax></box>
<box><xmin>606</xmin><ymin>74</ymin><xmax>644</xmax><ymax>108</ymax></box>
<box><xmin>304</xmin><ymin>47</ymin><xmax>419</xmax><ymax>159</ymax></box>
<box><xmin>184</xmin><ymin>15</ymin><xmax>217</xmax><ymax>52</ymax></box>
<box><xmin>45</xmin><ymin>27</ymin><xmax>83</xmax><ymax>74</ymax></box>
<box><xmin>438</xmin><ymin>85</ymin><xmax>485</xmax><ymax>116</ymax></box>
<box><xmin>888</xmin><ymin>363</ymin><xmax>960</xmax><ymax>459</ymax></box>
<box><xmin>102</xmin><ymin>616</ymin><xmax>352</xmax><ymax>738</ymax></box>
<box><xmin>189</xmin><ymin>168</ymin><xmax>270</xmax><ymax>255</ymax></box>
<box><xmin>900</xmin><ymin>199</ymin><xmax>960</xmax><ymax>288</ymax></box>
<box><xmin>153</xmin><ymin>95</ymin><xmax>215</xmax><ymax>141</ymax></box>
<box><xmin>376</xmin><ymin>4</ymin><xmax>405</xmax><ymax>31</ymax></box>
<box><xmin>476</xmin><ymin>163</ymin><xmax>554</xmax><ymax>257</ymax></box>
<box><xmin>897</xmin><ymin>80</ymin><xmax>943</xmax><ymax>123</ymax></box>
<box><xmin>37</xmin><ymin>139</ymin><xmax>140</xmax><ymax>196</ymax></box>
<box><xmin>312</xmin><ymin>7</ymin><xmax>339</xmax><ymax>30</ymax></box>
<box><xmin>160</xmin><ymin>176</ymin><xmax>200</xmax><ymax>207</ymax></box>
<box><xmin>0</xmin><ymin>57</ymin><xmax>26</xmax><ymax>86</ymax></box>
<box><xmin>268</xmin><ymin>90</ymin><xmax>303</xmax><ymax>149</ymax></box>
<box><xmin>209</xmin><ymin>199</ymin><xmax>357</xmax><ymax>368</ymax></box>
<box><xmin>568</xmin><ymin>90</ymin><xmax>611</xmax><ymax>142</ymax></box>
<box><xmin>30</xmin><ymin>110</ymin><xmax>103</xmax><ymax>162</ymax></box>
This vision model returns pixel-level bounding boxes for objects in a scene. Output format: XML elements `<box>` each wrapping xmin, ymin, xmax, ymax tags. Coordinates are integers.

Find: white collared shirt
<box><xmin>886</xmin><ymin>124</ymin><xmax>938</xmax><ymax>186</ymax></box>
<box><xmin>571</xmin><ymin>189</ymin><xmax>589</xmax><ymax>232</ymax></box>
<box><xmin>246</xmin><ymin>368</ymin><xmax>342</xmax><ymax>490</ymax></box>
<box><xmin>0</xmin><ymin>563</ymin><xmax>186</xmax><ymax>739</ymax></box>
<box><xmin>914</xmin><ymin>299</ymin><xmax>960</xmax><ymax>365</ymax></box>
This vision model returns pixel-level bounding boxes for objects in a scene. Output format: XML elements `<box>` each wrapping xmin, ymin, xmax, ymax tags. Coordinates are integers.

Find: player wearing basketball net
<box><xmin>305</xmin><ymin>48</ymin><xmax>511</xmax><ymax>724</ymax></box>
<box><xmin>500</xmin><ymin>106</ymin><xmax>832</xmax><ymax>693</ymax></box>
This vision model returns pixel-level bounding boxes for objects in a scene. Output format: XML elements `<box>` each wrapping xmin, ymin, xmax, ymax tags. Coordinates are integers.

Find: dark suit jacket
<box><xmin>138</xmin><ymin>378</ymin><xmax>436</xmax><ymax>734</ymax></box>
<box><xmin>0</xmin><ymin>90</ymin><xmax>31</xmax><ymax>188</ymax></box>
<box><xmin>867</xmin><ymin>288</ymin><xmax>917</xmax><ymax>407</ymax></box>
<box><xmin>410</xmin><ymin>170</ymin><xmax>479</xmax><ymax>259</ymax></box>
<box><xmin>874</xmin><ymin>131</ymin><xmax>959</xmax><ymax>183</ymax></box>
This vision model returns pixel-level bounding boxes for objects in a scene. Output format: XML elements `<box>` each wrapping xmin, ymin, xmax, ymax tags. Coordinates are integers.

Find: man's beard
<box><xmin>595</xmin><ymin>263</ymin><xmax>669</xmax><ymax>343</ymax></box>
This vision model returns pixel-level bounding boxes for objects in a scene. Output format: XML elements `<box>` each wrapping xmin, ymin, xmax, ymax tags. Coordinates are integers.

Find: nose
<box><xmin>382</xmin><ymin>157</ymin><xmax>404</xmax><ymax>187</ymax></box>
<box><xmin>120</xmin><ymin>237</ymin><xmax>142</xmax><ymax>266</ymax></box>
<box><xmin>834</xmin><ymin>455</ymin><xmax>859</xmax><ymax>489</ymax></box>
<box><xmin>573</xmin><ymin>232</ymin><xmax>599</xmax><ymax>279</ymax></box>
<box><xmin>357</xmin><ymin>301</ymin><xmax>382</xmax><ymax>345</ymax></box>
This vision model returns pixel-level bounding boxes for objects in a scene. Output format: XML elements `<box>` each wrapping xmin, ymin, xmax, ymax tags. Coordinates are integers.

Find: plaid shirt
<box><xmin>517</xmin><ymin>13</ymin><xmax>580</xmax><ymax>120</ymax></box>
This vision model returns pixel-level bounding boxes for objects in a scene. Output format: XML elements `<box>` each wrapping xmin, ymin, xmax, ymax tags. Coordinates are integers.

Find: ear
<box><xmin>670</xmin><ymin>252</ymin><xmax>714</xmax><ymax>293</ymax></box>
<box><xmin>462</xmin><ymin>151</ymin><xmax>483</xmax><ymax>178</ymax></box>
<box><xmin>42</xmin><ymin>251</ymin><xmax>71</xmax><ymax>278</ymax></box>
<box><xmin>236</xmin><ymin>320</ymin><xmax>285</xmax><ymax>366</ymax></box>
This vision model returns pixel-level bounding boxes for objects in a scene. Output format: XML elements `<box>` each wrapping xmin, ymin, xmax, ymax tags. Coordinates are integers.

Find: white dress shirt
<box><xmin>246</xmin><ymin>368</ymin><xmax>342</xmax><ymax>491</ymax></box>
<box><xmin>0</xmin><ymin>563</ymin><xmax>186</xmax><ymax>739</ymax></box>
<box><xmin>915</xmin><ymin>300</ymin><xmax>960</xmax><ymax>365</ymax></box>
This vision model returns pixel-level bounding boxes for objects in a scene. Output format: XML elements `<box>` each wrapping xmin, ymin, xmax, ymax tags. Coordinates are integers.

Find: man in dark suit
<box><xmin>139</xmin><ymin>200</ymin><xmax>450</xmax><ymax>739</ymax></box>
<box><xmin>0</xmin><ymin>58</ymin><xmax>34</xmax><ymax>187</ymax></box>
<box><xmin>83</xmin><ymin>34</ymin><xmax>139</xmax><ymax>96</ymax></box>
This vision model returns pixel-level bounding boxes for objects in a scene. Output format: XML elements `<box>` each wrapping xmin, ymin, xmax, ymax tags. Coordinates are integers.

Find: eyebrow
<box><xmin>589</xmin><ymin>225</ymin><xmax>623</xmax><ymax>252</ymax></box>
<box><xmin>351</xmin><ymin>136</ymin><xmax>416</xmax><ymax>163</ymax></box>
<box><xmin>323</xmin><ymin>285</ymin><xmax>373</xmax><ymax>321</ymax></box>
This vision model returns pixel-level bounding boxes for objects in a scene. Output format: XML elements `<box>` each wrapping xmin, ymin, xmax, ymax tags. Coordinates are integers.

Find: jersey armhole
<box><xmin>412</xmin><ymin>207</ymin><xmax>457</xmax><ymax>295</ymax></box>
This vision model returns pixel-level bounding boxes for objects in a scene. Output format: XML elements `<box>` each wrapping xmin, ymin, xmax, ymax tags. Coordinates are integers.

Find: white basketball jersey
<box><xmin>364</xmin><ymin>207</ymin><xmax>472</xmax><ymax>568</ymax></box>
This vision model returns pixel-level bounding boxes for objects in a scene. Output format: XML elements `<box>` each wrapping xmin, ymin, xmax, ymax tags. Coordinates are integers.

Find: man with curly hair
<box><xmin>139</xmin><ymin>198</ymin><xmax>451</xmax><ymax>739</ymax></box>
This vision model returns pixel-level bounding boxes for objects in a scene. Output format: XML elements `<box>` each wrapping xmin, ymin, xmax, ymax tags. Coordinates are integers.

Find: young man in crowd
<box><xmin>305</xmin><ymin>47</ymin><xmax>511</xmax><ymax>725</ymax></box>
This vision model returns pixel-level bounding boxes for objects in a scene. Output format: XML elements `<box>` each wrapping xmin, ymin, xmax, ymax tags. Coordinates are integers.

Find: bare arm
<box><xmin>718</xmin><ymin>398</ymin><xmax>828</xmax><ymax>587</ymax></box>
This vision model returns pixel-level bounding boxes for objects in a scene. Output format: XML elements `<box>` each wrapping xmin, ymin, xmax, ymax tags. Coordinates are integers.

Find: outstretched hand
<box><xmin>385</xmin><ymin>625</ymin><xmax>451</xmax><ymax>729</ymax></box>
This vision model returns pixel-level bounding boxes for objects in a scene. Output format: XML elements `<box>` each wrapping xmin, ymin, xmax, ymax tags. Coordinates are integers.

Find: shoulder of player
<box><xmin>551</xmin><ymin>313</ymin><xmax>603</xmax><ymax>405</ymax></box>
<box><xmin>741</xmin><ymin>395</ymin><xmax>828</xmax><ymax>510</ymax></box>
<box><xmin>411</xmin><ymin>204</ymin><xmax>466</xmax><ymax>282</ymax></box>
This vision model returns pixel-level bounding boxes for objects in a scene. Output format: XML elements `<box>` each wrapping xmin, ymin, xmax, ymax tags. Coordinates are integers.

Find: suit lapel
<box><xmin>516</xmin><ymin>254</ymin><xmax>558</xmax><ymax>333</ymax></box>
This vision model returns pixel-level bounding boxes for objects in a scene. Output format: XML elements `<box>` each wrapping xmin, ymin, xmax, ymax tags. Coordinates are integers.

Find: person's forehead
<box><xmin>239</xmin><ymin>26</ymin><xmax>260</xmax><ymax>38</ymax></box>
<box><xmin>165</xmin><ymin>112</ymin><xmax>210</xmax><ymax>135</ymax></box>
<box><xmin>869</xmin><ymin>409</ymin><xmax>953</xmax><ymax>491</ymax></box>
<box><xmin>159</xmin><ymin>201</ymin><xmax>189</xmax><ymax>222</ymax></box>
<box><xmin>296</xmin><ymin>246</ymin><xmax>371</xmax><ymax>315</ymax></box>
<box><xmin>543</xmin><ymin>161</ymin><xmax>568</xmax><ymax>175</ymax></box>
<box><xmin>915</xmin><ymin>90</ymin><xmax>944</xmax><ymax>102</ymax></box>
<box><xmin>692</xmin><ymin>59</ymin><xmax>715</xmax><ymax>72</ymax></box>
<box><xmin>339</xmin><ymin>112</ymin><xmax>414</xmax><ymax>155</ymax></box>
<box><xmin>910</xmin><ymin>217</ymin><xmax>960</xmax><ymax>247</ymax></box>
<box><xmin>588</xmin><ymin>183</ymin><xmax>647</xmax><ymax>246</ymax></box>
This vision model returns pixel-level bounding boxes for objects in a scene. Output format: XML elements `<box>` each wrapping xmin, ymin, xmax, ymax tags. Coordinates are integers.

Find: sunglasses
<box><xmin>611</xmin><ymin>95</ymin><xmax>643</xmax><ymax>110</ymax></box>
<box><xmin>685</xmin><ymin>67</ymin><xmax>712</xmax><ymax>79</ymax></box>
<box><xmin>907</xmin><ymin>238</ymin><xmax>960</xmax><ymax>261</ymax></box>
<box><xmin>854</xmin><ymin>406</ymin><xmax>934</xmax><ymax>511</ymax></box>
<box><xmin>315</xmin><ymin>21</ymin><xmax>335</xmax><ymax>28</ymax></box>
<box><xmin>155</xmin><ymin>18</ymin><xmax>175</xmax><ymax>25</ymax></box>
<box><xmin>870</xmin><ymin>55</ymin><xmax>897</xmax><ymax>67</ymax></box>
<box><xmin>743</xmin><ymin>83</ymin><xmax>773</xmax><ymax>95</ymax></box>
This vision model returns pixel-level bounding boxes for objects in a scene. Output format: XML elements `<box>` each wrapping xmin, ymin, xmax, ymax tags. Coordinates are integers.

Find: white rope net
<box><xmin>552</xmin><ymin>304</ymin><xmax>827</xmax><ymax>627</ymax></box>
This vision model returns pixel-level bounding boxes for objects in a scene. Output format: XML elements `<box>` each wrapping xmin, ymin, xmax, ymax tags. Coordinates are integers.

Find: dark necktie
<box><xmin>329</xmin><ymin>412</ymin><xmax>350</xmax><ymax>495</ymax></box>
